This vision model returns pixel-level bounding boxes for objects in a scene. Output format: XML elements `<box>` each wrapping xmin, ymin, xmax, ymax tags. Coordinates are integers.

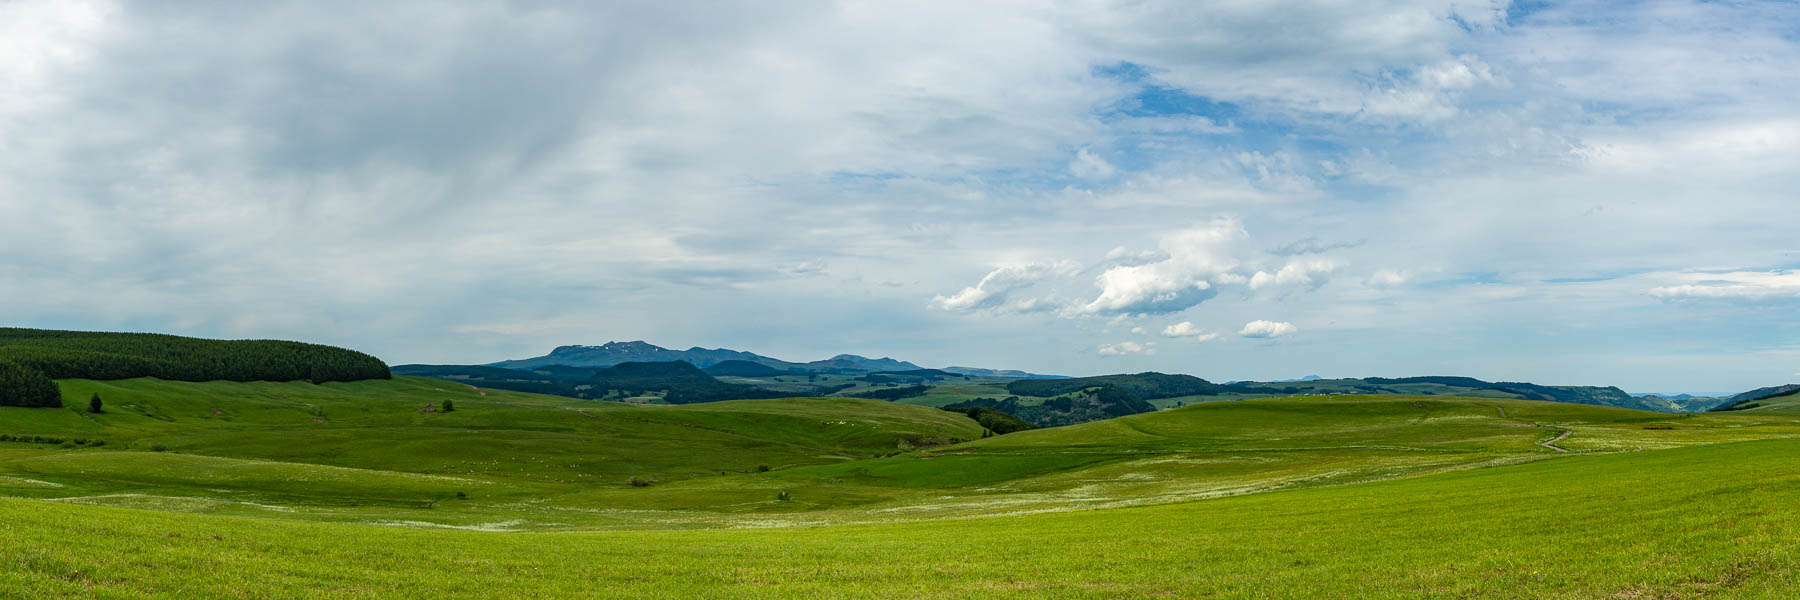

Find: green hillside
<box><xmin>1713</xmin><ymin>385</ymin><xmax>1800</xmax><ymax>413</ymax></box>
<box><xmin>0</xmin><ymin>377</ymin><xmax>987</xmax><ymax>527</ymax></box>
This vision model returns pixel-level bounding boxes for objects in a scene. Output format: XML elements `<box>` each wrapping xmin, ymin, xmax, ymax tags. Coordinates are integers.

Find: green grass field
<box><xmin>6</xmin><ymin>377</ymin><xmax>1800</xmax><ymax>597</ymax></box>
<box><xmin>8</xmin><ymin>438</ymin><xmax>1800</xmax><ymax>598</ymax></box>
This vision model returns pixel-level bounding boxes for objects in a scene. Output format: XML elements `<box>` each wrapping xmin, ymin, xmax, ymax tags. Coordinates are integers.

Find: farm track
<box><xmin>1538</xmin><ymin>428</ymin><xmax>1573</xmax><ymax>453</ymax></box>
<box><xmin>1493</xmin><ymin>404</ymin><xmax>1572</xmax><ymax>452</ymax></box>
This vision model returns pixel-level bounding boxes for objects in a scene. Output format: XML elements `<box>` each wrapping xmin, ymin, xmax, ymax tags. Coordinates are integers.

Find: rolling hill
<box><xmin>0</xmin><ymin>376</ymin><xmax>986</xmax><ymax>518</ymax></box>
<box><xmin>1711</xmin><ymin>384</ymin><xmax>1800</xmax><ymax>412</ymax></box>
<box><xmin>702</xmin><ymin>360</ymin><xmax>788</xmax><ymax>377</ymax></box>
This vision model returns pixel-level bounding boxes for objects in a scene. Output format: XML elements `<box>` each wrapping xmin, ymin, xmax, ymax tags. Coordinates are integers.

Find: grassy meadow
<box><xmin>5</xmin><ymin>376</ymin><xmax>1800</xmax><ymax>596</ymax></box>
<box><xmin>7</xmin><ymin>439</ymin><xmax>1800</xmax><ymax>598</ymax></box>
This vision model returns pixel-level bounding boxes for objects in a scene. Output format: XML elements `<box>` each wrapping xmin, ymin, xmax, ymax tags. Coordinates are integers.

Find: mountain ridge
<box><xmin>487</xmin><ymin>340</ymin><xmax>1055</xmax><ymax>376</ymax></box>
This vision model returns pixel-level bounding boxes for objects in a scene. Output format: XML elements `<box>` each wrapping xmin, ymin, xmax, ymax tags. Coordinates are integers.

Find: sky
<box><xmin>2</xmin><ymin>1</ymin><xmax>1797</xmax><ymax>394</ymax></box>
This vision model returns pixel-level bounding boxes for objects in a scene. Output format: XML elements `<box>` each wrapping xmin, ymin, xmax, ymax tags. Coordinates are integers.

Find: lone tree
<box><xmin>442</xmin><ymin>398</ymin><xmax>455</xmax><ymax>412</ymax></box>
<box><xmin>87</xmin><ymin>393</ymin><xmax>103</xmax><ymax>414</ymax></box>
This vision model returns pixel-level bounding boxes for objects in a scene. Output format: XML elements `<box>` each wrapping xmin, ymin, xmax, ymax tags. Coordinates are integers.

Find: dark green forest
<box><xmin>1006</xmin><ymin>372</ymin><xmax>1287</xmax><ymax>400</ymax></box>
<box><xmin>847</xmin><ymin>385</ymin><xmax>932</xmax><ymax>401</ymax></box>
<box><xmin>394</xmin><ymin>361</ymin><xmax>789</xmax><ymax>404</ymax></box>
<box><xmin>944</xmin><ymin>406</ymin><xmax>1035</xmax><ymax>435</ymax></box>
<box><xmin>0</xmin><ymin>328</ymin><xmax>390</xmax><ymax>384</ymax></box>
<box><xmin>949</xmin><ymin>386</ymin><xmax>1155</xmax><ymax>428</ymax></box>
<box><xmin>0</xmin><ymin>361</ymin><xmax>60</xmax><ymax>408</ymax></box>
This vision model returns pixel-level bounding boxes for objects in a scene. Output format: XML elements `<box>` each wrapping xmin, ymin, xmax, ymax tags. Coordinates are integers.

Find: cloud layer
<box><xmin>3</xmin><ymin>0</ymin><xmax>1796</xmax><ymax>392</ymax></box>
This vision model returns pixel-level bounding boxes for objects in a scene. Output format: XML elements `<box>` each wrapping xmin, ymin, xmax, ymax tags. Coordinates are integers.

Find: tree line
<box><xmin>0</xmin><ymin>328</ymin><xmax>390</xmax><ymax>386</ymax></box>
<box><xmin>0</xmin><ymin>361</ymin><xmax>60</xmax><ymax>408</ymax></box>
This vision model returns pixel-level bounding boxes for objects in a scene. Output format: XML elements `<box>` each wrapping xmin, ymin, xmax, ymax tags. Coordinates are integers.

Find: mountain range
<box><xmin>488</xmin><ymin>340</ymin><xmax>1059</xmax><ymax>376</ymax></box>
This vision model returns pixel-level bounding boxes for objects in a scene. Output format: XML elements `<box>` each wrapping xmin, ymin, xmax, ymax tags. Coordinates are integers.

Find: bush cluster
<box><xmin>0</xmin><ymin>433</ymin><xmax>105</xmax><ymax>446</ymax></box>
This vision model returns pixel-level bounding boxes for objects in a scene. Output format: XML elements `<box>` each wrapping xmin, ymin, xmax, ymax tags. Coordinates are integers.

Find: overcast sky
<box><xmin>4</xmin><ymin>1</ymin><xmax>1797</xmax><ymax>393</ymax></box>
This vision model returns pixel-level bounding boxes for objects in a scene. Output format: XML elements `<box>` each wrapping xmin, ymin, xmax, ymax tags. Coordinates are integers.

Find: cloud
<box><xmin>1239</xmin><ymin>320</ymin><xmax>1298</xmax><ymax>338</ymax></box>
<box><xmin>1648</xmin><ymin>271</ymin><xmax>1800</xmax><ymax>299</ymax></box>
<box><xmin>1248</xmin><ymin>258</ymin><xmax>1339</xmax><ymax>290</ymax></box>
<box><xmin>1069</xmin><ymin>148</ymin><xmax>1117</xmax><ymax>179</ymax></box>
<box><xmin>1098</xmin><ymin>341</ymin><xmax>1154</xmax><ymax>356</ymax></box>
<box><xmin>1366</xmin><ymin>269</ymin><xmax>1411</xmax><ymax>288</ymax></box>
<box><xmin>1112</xmin><ymin>115</ymin><xmax>1236</xmax><ymax>135</ymax></box>
<box><xmin>1101</xmin><ymin>246</ymin><xmax>1169</xmax><ymax>267</ymax></box>
<box><xmin>1271</xmin><ymin>237</ymin><xmax>1364</xmax><ymax>256</ymax></box>
<box><xmin>1160</xmin><ymin>321</ymin><xmax>1218</xmax><ymax>342</ymax></box>
<box><xmin>0</xmin><ymin>0</ymin><xmax>1795</xmax><ymax>393</ymax></box>
<box><xmin>932</xmin><ymin>262</ymin><xmax>1078</xmax><ymax>313</ymax></box>
<box><xmin>1077</xmin><ymin>218</ymin><xmax>1246</xmax><ymax>316</ymax></box>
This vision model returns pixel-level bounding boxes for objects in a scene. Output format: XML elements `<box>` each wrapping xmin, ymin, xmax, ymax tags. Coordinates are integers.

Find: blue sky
<box><xmin>2</xmin><ymin>1</ymin><xmax>1797</xmax><ymax>394</ymax></box>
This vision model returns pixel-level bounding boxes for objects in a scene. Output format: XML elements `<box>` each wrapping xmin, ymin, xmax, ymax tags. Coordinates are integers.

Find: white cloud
<box><xmin>1160</xmin><ymin>321</ymin><xmax>1218</xmax><ymax>342</ymax></box>
<box><xmin>1102</xmin><ymin>246</ymin><xmax>1168</xmax><ymax>267</ymax></box>
<box><xmin>1249</xmin><ymin>257</ymin><xmax>1340</xmax><ymax>290</ymax></box>
<box><xmin>1358</xmin><ymin>55</ymin><xmax>1501</xmax><ymax>122</ymax></box>
<box><xmin>1069</xmin><ymin>148</ymin><xmax>1117</xmax><ymax>179</ymax></box>
<box><xmin>1077</xmin><ymin>218</ymin><xmax>1246</xmax><ymax>316</ymax></box>
<box><xmin>1648</xmin><ymin>271</ymin><xmax>1800</xmax><ymax>299</ymax></box>
<box><xmin>1098</xmin><ymin>341</ymin><xmax>1154</xmax><ymax>356</ymax></box>
<box><xmin>1240</xmin><ymin>320</ymin><xmax>1298</xmax><ymax>338</ymax></box>
<box><xmin>1366</xmin><ymin>269</ymin><xmax>1411</xmax><ymax>288</ymax></box>
<box><xmin>932</xmin><ymin>261</ymin><xmax>1078</xmax><ymax>313</ymax></box>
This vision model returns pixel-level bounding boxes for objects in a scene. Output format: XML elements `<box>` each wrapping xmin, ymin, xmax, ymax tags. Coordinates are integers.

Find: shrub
<box><xmin>757</xmin><ymin>464</ymin><xmax>771</xmax><ymax>473</ymax></box>
<box><xmin>776</xmin><ymin>490</ymin><xmax>791</xmax><ymax>502</ymax></box>
<box><xmin>442</xmin><ymin>399</ymin><xmax>455</xmax><ymax>413</ymax></box>
<box><xmin>628</xmin><ymin>476</ymin><xmax>651</xmax><ymax>487</ymax></box>
<box><xmin>150</xmin><ymin>444</ymin><xmax>168</xmax><ymax>452</ymax></box>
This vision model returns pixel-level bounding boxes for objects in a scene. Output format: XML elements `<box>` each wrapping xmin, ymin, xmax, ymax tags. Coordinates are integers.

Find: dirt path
<box><xmin>1492</xmin><ymin>404</ymin><xmax>1571</xmax><ymax>453</ymax></box>
<box><xmin>1538</xmin><ymin>428</ymin><xmax>1572</xmax><ymax>453</ymax></box>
